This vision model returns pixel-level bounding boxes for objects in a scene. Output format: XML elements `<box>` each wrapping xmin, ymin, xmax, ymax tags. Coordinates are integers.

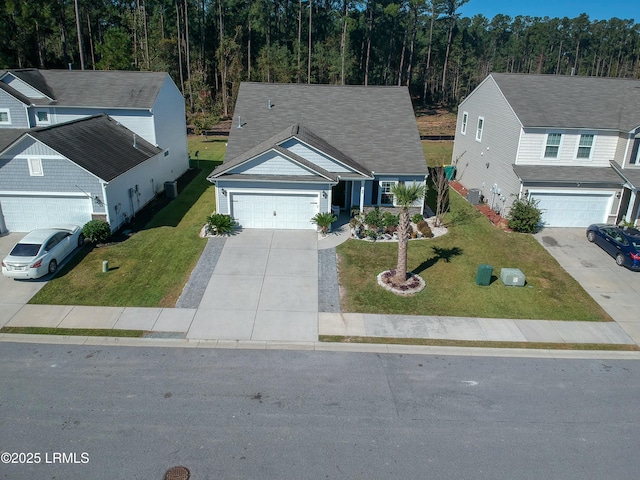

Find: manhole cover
<box><xmin>164</xmin><ymin>466</ymin><xmax>190</xmax><ymax>480</ymax></box>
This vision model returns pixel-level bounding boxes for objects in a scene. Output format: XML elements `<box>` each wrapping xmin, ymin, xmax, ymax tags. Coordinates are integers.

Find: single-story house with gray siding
<box><xmin>207</xmin><ymin>83</ymin><xmax>428</xmax><ymax>230</ymax></box>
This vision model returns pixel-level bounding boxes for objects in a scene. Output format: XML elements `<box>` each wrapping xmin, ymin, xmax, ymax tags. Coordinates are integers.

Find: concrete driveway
<box><xmin>0</xmin><ymin>233</ymin><xmax>48</xmax><ymax>327</ymax></box>
<box><xmin>186</xmin><ymin>229</ymin><xmax>318</xmax><ymax>342</ymax></box>
<box><xmin>535</xmin><ymin>228</ymin><xmax>640</xmax><ymax>343</ymax></box>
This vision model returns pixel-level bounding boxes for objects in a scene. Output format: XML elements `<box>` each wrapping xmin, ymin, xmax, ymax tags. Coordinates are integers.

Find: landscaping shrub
<box><xmin>311</xmin><ymin>212</ymin><xmax>337</xmax><ymax>234</ymax></box>
<box><xmin>507</xmin><ymin>197</ymin><xmax>542</xmax><ymax>233</ymax></box>
<box><xmin>82</xmin><ymin>220</ymin><xmax>111</xmax><ymax>244</ymax></box>
<box><xmin>415</xmin><ymin>219</ymin><xmax>432</xmax><ymax>238</ymax></box>
<box><xmin>364</xmin><ymin>207</ymin><xmax>385</xmax><ymax>231</ymax></box>
<box><xmin>382</xmin><ymin>211</ymin><xmax>399</xmax><ymax>228</ymax></box>
<box><xmin>411</xmin><ymin>213</ymin><xmax>424</xmax><ymax>224</ymax></box>
<box><xmin>206</xmin><ymin>213</ymin><xmax>236</xmax><ymax>235</ymax></box>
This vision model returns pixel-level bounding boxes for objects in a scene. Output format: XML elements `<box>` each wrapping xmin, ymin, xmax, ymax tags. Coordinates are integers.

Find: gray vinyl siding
<box><xmin>0</xmin><ymin>90</ymin><xmax>29</xmax><ymax>128</ymax></box>
<box><xmin>0</xmin><ymin>156</ymin><xmax>104</xmax><ymax>212</ymax></box>
<box><xmin>214</xmin><ymin>180</ymin><xmax>329</xmax><ymax>215</ymax></box>
<box><xmin>280</xmin><ymin>139</ymin><xmax>353</xmax><ymax>173</ymax></box>
<box><xmin>234</xmin><ymin>150</ymin><xmax>315</xmax><ymax>176</ymax></box>
<box><xmin>453</xmin><ymin>76</ymin><xmax>525</xmax><ymax>216</ymax></box>
<box><xmin>2</xmin><ymin>136</ymin><xmax>58</xmax><ymax>157</ymax></box>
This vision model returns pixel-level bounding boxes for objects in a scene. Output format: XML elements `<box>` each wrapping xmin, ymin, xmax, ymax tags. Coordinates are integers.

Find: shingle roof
<box><xmin>224</xmin><ymin>83</ymin><xmax>427</xmax><ymax>175</ymax></box>
<box><xmin>513</xmin><ymin>165</ymin><xmax>624</xmax><ymax>187</ymax></box>
<box><xmin>491</xmin><ymin>73</ymin><xmax>640</xmax><ymax>132</ymax></box>
<box><xmin>28</xmin><ymin>115</ymin><xmax>161</xmax><ymax>181</ymax></box>
<box><xmin>0</xmin><ymin>128</ymin><xmax>29</xmax><ymax>152</ymax></box>
<box><xmin>210</xmin><ymin>123</ymin><xmax>369</xmax><ymax>180</ymax></box>
<box><xmin>1</xmin><ymin>69</ymin><xmax>167</xmax><ymax>108</ymax></box>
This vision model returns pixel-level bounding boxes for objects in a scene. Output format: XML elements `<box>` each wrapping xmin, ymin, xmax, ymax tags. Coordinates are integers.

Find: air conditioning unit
<box><xmin>500</xmin><ymin>268</ymin><xmax>525</xmax><ymax>287</ymax></box>
<box><xmin>164</xmin><ymin>181</ymin><xmax>178</xmax><ymax>199</ymax></box>
<box><xmin>467</xmin><ymin>188</ymin><xmax>481</xmax><ymax>205</ymax></box>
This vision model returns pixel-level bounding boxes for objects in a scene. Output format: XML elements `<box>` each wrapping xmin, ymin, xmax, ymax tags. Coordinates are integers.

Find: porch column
<box><xmin>359</xmin><ymin>180</ymin><xmax>365</xmax><ymax>212</ymax></box>
<box><xmin>627</xmin><ymin>190</ymin><xmax>638</xmax><ymax>224</ymax></box>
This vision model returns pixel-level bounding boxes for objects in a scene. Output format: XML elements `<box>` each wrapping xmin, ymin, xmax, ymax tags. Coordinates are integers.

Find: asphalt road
<box><xmin>1</xmin><ymin>344</ymin><xmax>639</xmax><ymax>480</ymax></box>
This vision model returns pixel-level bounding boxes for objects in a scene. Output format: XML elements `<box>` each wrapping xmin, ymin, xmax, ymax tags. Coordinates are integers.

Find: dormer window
<box><xmin>0</xmin><ymin>109</ymin><xmax>11</xmax><ymax>125</ymax></box>
<box><xmin>36</xmin><ymin>111</ymin><xmax>50</xmax><ymax>125</ymax></box>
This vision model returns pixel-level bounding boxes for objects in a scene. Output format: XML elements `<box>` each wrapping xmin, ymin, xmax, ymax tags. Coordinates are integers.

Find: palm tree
<box><xmin>391</xmin><ymin>182</ymin><xmax>426</xmax><ymax>284</ymax></box>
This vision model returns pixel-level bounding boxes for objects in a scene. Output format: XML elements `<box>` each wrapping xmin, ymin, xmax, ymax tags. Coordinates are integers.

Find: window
<box><xmin>576</xmin><ymin>134</ymin><xmax>594</xmax><ymax>159</ymax></box>
<box><xmin>28</xmin><ymin>158</ymin><xmax>43</xmax><ymax>176</ymax></box>
<box><xmin>36</xmin><ymin>110</ymin><xmax>49</xmax><ymax>124</ymax></box>
<box><xmin>544</xmin><ymin>133</ymin><xmax>562</xmax><ymax>158</ymax></box>
<box><xmin>461</xmin><ymin>112</ymin><xmax>468</xmax><ymax>135</ymax></box>
<box><xmin>632</xmin><ymin>139</ymin><xmax>640</xmax><ymax>165</ymax></box>
<box><xmin>0</xmin><ymin>109</ymin><xmax>11</xmax><ymax>125</ymax></box>
<box><xmin>379</xmin><ymin>181</ymin><xmax>396</xmax><ymax>206</ymax></box>
<box><xmin>475</xmin><ymin>117</ymin><xmax>484</xmax><ymax>142</ymax></box>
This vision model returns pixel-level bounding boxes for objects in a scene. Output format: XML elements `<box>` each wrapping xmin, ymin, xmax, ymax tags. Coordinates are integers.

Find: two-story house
<box><xmin>0</xmin><ymin>69</ymin><xmax>188</xmax><ymax>233</ymax></box>
<box><xmin>452</xmin><ymin>73</ymin><xmax>640</xmax><ymax>228</ymax></box>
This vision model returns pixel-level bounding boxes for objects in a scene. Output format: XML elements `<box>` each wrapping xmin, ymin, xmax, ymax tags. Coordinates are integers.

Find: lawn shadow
<box><xmin>413</xmin><ymin>246</ymin><xmax>463</xmax><ymax>274</ymax></box>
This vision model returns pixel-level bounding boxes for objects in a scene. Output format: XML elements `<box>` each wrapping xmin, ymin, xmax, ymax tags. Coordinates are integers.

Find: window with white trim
<box><xmin>461</xmin><ymin>112</ymin><xmax>468</xmax><ymax>135</ymax></box>
<box><xmin>632</xmin><ymin>139</ymin><xmax>640</xmax><ymax>165</ymax></box>
<box><xmin>544</xmin><ymin>133</ymin><xmax>562</xmax><ymax>158</ymax></box>
<box><xmin>379</xmin><ymin>181</ymin><xmax>396</xmax><ymax>206</ymax></box>
<box><xmin>36</xmin><ymin>110</ymin><xmax>50</xmax><ymax>125</ymax></box>
<box><xmin>28</xmin><ymin>158</ymin><xmax>44</xmax><ymax>176</ymax></box>
<box><xmin>576</xmin><ymin>134</ymin><xmax>594</xmax><ymax>159</ymax></box>
<box><xmin>0</xmin><ymin>109</ymin><xmax>11</xmax><ymax>125</ymax></box>
<box><xmin>475</xmin><ymin>117</ymin><xmax>484</xmax><ymax>142</ymax></box>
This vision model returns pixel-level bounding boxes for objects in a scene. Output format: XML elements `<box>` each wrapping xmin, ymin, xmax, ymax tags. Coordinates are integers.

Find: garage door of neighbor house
<box><xmin>0</xmin><ymin>195</ymin><xmax>93</xmax><ymax>232</ymax></box>
<box><xmin>230</xmin><ymin>192</ymin><xmax>319</xmax><ymax>229</ymax></box>
<box><xmin>531</xmin><ymin>192</ymin><xmax>612</xmax><ymax>227</ymax></box>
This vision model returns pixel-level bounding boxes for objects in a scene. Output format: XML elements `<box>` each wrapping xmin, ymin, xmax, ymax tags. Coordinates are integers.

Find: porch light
<box><xmin>322</xmin><ymin>191</ymin><xmax>327</xmax><ymax>198</ymax></box>
<box><xmin>221</xmin><ymin>189</ymin><xmax>227</xmax><ymax>196</ymax></box>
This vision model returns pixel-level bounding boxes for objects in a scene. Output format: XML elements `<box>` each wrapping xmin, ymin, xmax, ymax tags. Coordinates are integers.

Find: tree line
<box><xmin>2</xmin><ymin>1</ymin><xmax>639</xmax><ymax>128</ymax></box>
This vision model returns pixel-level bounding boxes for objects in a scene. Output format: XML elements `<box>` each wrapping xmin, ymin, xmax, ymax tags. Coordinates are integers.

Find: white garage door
<box><xmin>531</xmin><ymin>192</ymin><xmax>612</xmax><ymax>227</ymax></box>
<box><xmin>231</xmin><ymin>192</ymin><xmax>319</xmax><ymax>229</ymax></box>
<box><xmin>0</xmin><ymin>195</ymin><xmax>93</xmax><ymax>232</ymax></box>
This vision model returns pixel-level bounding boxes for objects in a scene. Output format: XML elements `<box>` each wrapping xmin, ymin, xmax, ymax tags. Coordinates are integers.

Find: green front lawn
<box><xmin>337</xmin><ymin>192</ymin><xmax>612</xmax><ymax>321</ymax></box>
<box><xmin>29</xmin><ymin>138</ymin><xmax>226</xmax><ymax>307</ymax></box>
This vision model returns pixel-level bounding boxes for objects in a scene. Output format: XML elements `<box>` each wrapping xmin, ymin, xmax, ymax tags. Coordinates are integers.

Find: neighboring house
<box><xmin>0</xmin><ymin>68</ymin><xmax>188</xmax><ymax>233</ymax></box>
<box><xmin>207</xmin><ymin>83</ymin><xmax>428</xmax><ymax>230</ymax></box>
<box><xmin>452</xmin><ymin>72</ymin><xmax>640</xmax><ymax>228</ymax></box>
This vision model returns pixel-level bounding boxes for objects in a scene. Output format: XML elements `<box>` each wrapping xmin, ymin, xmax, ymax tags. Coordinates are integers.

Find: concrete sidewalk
<box><xmin>1</xmin><ymin>305</ymin><xmax>637</xmax><ymax>348</ymax></box>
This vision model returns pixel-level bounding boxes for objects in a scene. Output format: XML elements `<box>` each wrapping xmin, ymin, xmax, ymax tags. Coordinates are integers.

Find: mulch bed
<box><xmin>449</xmin><ymin>181</ymin><xmax>511</xmax><ymax>231</ymax></box>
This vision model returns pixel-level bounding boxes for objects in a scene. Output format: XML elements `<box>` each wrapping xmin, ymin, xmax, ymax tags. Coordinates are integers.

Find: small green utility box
<box><xmin>476</xmin><ymin>264</ymin><xmax>493</xmax><ymax>286</ymax></box>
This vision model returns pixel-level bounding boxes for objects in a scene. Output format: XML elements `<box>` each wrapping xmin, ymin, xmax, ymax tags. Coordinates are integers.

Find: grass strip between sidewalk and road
<box><xmin>0</xmin><ymin>326</ymin><xmax>145</xmax><ymax>337</ymax></box>
<box><xmin>319</xmin><ymin>335</ymin><xmax>640</xmax><ymax>351</ymax></box>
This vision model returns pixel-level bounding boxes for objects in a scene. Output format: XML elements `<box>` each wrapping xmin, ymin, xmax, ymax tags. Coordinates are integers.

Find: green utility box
<box><xmin>476</xmin><ymin>264</ymin><xmax>493</xmax><ymax>286</ymax></box>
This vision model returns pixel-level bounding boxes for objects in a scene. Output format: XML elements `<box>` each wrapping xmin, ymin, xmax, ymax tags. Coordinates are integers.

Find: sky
<box><xmin>458</xmin><ymin>0</ymin><xmax>636</xmax><ymax>23</ymax></box>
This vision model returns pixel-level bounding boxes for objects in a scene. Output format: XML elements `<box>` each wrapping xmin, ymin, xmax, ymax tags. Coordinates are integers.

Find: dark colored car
<box><xmin>586</xmin><ymin>224</ymin><xmax>640</xmax><ymax>270</ymax></box>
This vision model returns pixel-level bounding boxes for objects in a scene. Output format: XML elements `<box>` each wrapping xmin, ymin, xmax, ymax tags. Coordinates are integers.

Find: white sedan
<box><xmin>1</xmin><ymin>225</ymin><xmax>84</xmax><ymax>279</ymax></box>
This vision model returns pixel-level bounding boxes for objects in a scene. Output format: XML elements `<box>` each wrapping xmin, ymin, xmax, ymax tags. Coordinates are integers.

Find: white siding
<box><xmin>517</xmin><ymin>129</ymin><xmax>617</xmax><ymax>167</ymax></box>
<box><xmin>151</xmin><ymin>76</ymin><xmax>189</xmax><ymax>179</ymax></box>
<box><xmin>103</xmin><ymin>153</ymin><xmax>167</xmax><ymax>230</ymax></box>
